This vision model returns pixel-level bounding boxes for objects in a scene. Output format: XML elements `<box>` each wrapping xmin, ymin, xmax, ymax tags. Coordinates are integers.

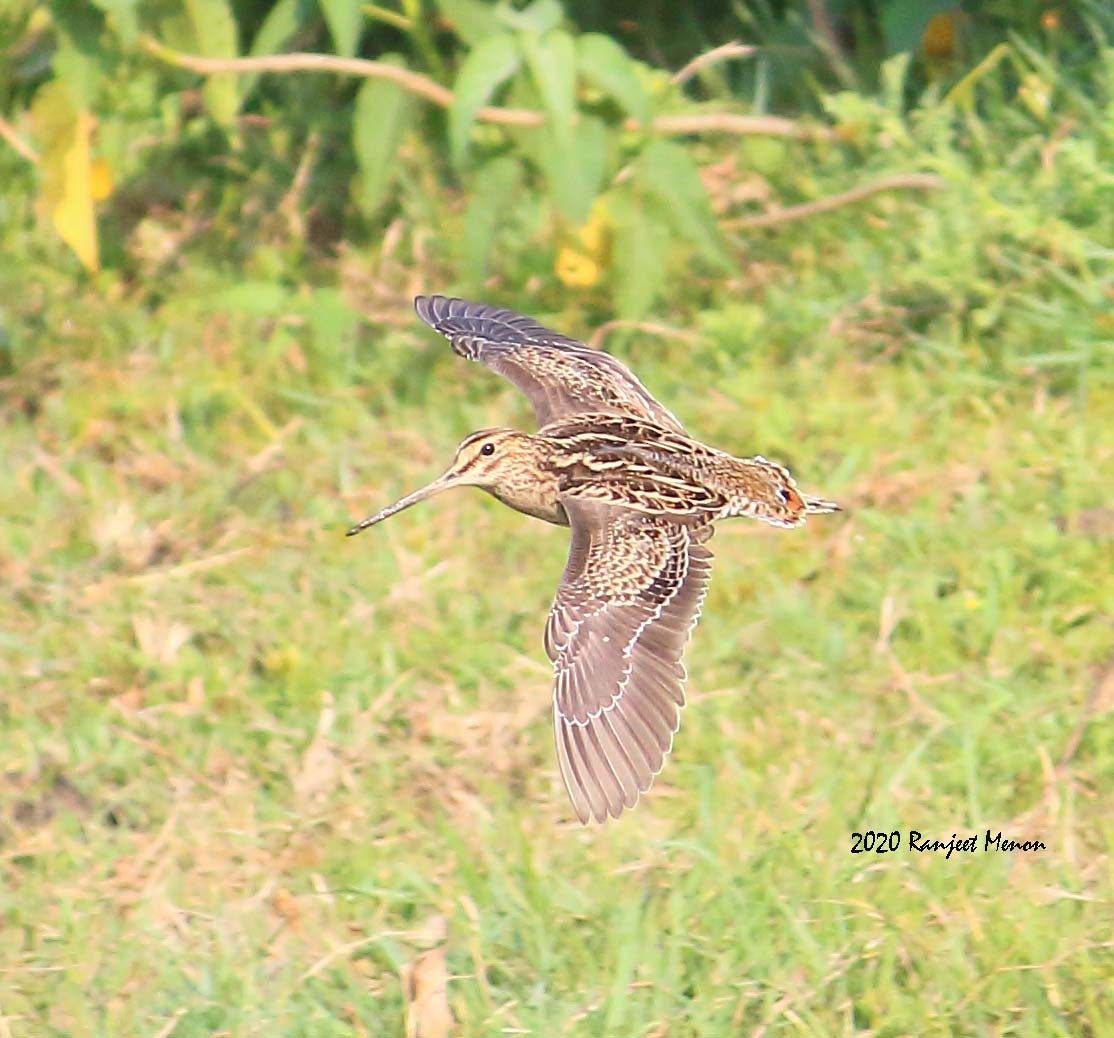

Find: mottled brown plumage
<box><xmin>348</xmin><ymin>296</ymin><xmax>840</xmax><ymax>823</ymax></box>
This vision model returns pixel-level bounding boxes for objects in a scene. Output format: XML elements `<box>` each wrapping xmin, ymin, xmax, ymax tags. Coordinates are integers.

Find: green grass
<box><xmin>2</xmin><ymin>64</ymin><xmax>1113</xmax><ymax>1038</ymax></box>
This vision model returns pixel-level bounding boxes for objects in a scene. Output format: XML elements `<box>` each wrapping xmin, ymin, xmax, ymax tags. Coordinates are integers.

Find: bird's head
<box><xmin>346</xmin><ymin>429</ymin><xmax>540</xmax><ymax>535</ymax></box>
<box><xmin>743</xmin><ymin>456</ymin><xmax>842</xmax><ymax>528</ymax></box>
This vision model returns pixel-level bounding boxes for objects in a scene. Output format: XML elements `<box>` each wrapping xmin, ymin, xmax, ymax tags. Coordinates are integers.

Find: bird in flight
<box><xmin>349</xmin><ymin>296</ymin><xmax>839</xmax><ymax>823</ymax></box>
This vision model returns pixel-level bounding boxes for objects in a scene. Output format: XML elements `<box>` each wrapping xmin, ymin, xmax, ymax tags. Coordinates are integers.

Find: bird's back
<box><xmin>539</xmin><ymin>412</ymin><xmax>836</xmax><ymax>529</ymax></box>
<box><xmin>538</xmin><ymin>414</ymin><xmax>729</xmax><ymax>524</ymax></box>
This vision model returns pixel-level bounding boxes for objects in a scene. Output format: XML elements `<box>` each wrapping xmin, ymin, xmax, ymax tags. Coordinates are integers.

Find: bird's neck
<box><xmin>486</xmin><ymin>439</ymin><xmax>568</xmax><ymax>526</ymax></box>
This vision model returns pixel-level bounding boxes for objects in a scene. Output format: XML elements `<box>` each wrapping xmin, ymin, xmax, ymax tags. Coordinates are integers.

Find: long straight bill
<box><xmin>346</xmin><ymin>475</ymin><xmax>455</xmax><ymax>536</ymax></box>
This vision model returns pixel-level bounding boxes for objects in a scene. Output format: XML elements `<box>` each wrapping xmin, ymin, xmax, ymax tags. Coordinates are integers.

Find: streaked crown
<box><xmin>447</xmin><ymin>428</ymin><xmax>545</xmax><ymax>485</ymax></box>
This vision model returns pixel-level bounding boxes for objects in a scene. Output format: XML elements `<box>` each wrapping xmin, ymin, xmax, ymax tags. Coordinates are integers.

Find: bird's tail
<box><xmin>803</xmin><ymin>494</ymin><xmax>841</xmax><ymax>515</ymax></box>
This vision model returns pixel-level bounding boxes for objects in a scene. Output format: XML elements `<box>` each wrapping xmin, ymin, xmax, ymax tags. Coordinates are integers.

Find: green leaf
<box><xmin>183</xmin><ymin>0</ymin><xmax>240</xmax><ymax>127</ymax></box>
<box><xmin>50</xmin><ymin>35</ymin><xmax>99</xmax><ymax>108</ymax></box>
<box><xmin>535</xmin><ymin>114</ymin><xmax>607</xmax><ymax>224</ymax></box>
<box><xmin>610</xmin><ymin>192</ymin><xmax>668</xmax><ymax>317</ymax></box>
<box><xmin>90</xmin><ymin>0</ymin><xmax>139</xmax><ymax>43</ymax></box>
<box><xmin>213</xmin><ymin>281</ymin><xmax>289</xmax><ymax>315</ymax></box>
<box><xmin>636</xmin><ymin>140</ymin><xmax>731</xmax><ymax>270</ymax></box>
<box><xmin>881</xmin><ymin>52</ymin><xmax>913</xmax><ymax>114</ymax></box>
<box><xmin>944</xmin><ymin>42</ymin><xmax>1012</xmax><ymax>109</ymax></box>
<box><xmin>497</xmin><ymin>0</ymin><xmax>562</xmax><ymax>35</ymax></box>
<box><xmin>245</xmin><ymin>0</ymin><xmax>309</xmax><ymax>100</ymax></box>
<box><xmin>353</xmin><ymin>55</ymin><xmax>414</xmax><ymax>216</ymax></box>
<box><xmin>435</xmin><ymin>0</ymin><xmax>502</xmax><ymax>46</ymax></box>
<box><xmin>250</xmin><ymin>0</ymin><xmax>308</xmax><ymax>54</ymax></box>
<box><xmin>462</xmin><ymin>156</ymin><xmax>522</xmax><ymax>289</ymax></box>
<box><xmin>449</xmin><ymin>33</ymin><xmax>520</xmax><ymax>163</ymax></box>
<box><xmin>320</xmin><ymin>0</ymin><xmax>362</xmax><ymax>58</ymax></box>
<box><xmin>577</xmin><ymin>33</ymin><xmax>648</xmax><ymax>124</ymax></box>
<box><xmin>305</xmin><ymin>288</ymin><xmax>357</xmax><ymax>353</ymax></box>
<box><xmin>522</xmin><ymin>29</ymin><xmax>577</xmax><ymax>144</ymax></box>
<box><xmin>881</xmin><ymin>0</ymin><xmax>957</xmax><ymax>55</ymax></box>
<box><xmin>50</xmin><ymin>2</ymin><xmax>109</xmax><ymax>103</ymax></box>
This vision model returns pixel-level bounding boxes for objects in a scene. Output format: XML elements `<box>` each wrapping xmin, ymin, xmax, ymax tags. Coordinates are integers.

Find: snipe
<box><xmin>349</xmin><ymin>296</ymin><xmax>839</xmax><ymax>824</ymax></box>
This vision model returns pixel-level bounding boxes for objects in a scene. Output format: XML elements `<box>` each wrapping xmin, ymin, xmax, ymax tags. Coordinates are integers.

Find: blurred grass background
<box><xmin>1</xmin><ymin>1</ymin><xmax>1113</xmax><ymax>1035</ymax></box>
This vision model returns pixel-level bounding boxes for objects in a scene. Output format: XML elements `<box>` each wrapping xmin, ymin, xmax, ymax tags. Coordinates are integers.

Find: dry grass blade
<box><xmin>671</xmin><ymin>41</ymin><xmax>757</xmax><ymax>86</ymax></box>
<box><xmin>724</xmin><ymin>173</ymin><xmax>945</xmax><ymax>230</ymax></box>
<box><xmin>403</xmin><ymin>946</ymin><xmax>454</xmax><ymax>1038</ymax></box>
<box><xmin>139</xmin><ymin>38</ymin><xmax>829</xmax><ymax>139</ymax></box>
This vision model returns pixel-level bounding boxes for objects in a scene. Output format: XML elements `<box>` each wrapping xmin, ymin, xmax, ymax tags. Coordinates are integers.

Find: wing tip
<box><xmin>413</xmin><ymin>294</ymin><xmax>512</xmax><ymax>353</ymax></box>
<box><xmin>555</xmin><ymin>699</ymin><xmax>681</xmax><ymax>825</ymax></box>
<box><xmin>413</xmin><ymin>294</ymin><xmax>452</xmax><ymax>328</ymax></box>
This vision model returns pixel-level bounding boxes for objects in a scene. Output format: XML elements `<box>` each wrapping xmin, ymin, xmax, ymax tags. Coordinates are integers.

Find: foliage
<box><xmin>1</xmin><ymin>0</ymin><xmax>1110</xmax><ymax>314</ymax></box>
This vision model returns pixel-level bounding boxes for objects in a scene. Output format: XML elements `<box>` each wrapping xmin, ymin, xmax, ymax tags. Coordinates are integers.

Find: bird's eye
<box><xmin>480</xmin><ymin>442</ymin><xmax>496</xmax><ymax>456</ymax></box>
<box><xmin>777</xmin><ymin>487</ymin><xmax>794</xmax><ymax>504</ymax></box>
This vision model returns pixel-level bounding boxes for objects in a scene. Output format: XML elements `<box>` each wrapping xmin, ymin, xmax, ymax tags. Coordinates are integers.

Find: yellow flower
<box><xmin>556</xmin><ymin>247</ymin><xmax>602</xmax><ymax>288</ymax></box>
<box><xmin>922</xmin><ymin>13</ymin><xmax>956</xmax><ymax>59</ymax></box>
<box><xmin>575</xmin><ymin>205</ymin><xmax>609</xmax><ymax>256</ymax></box>
<box><xmin>554</xmin><ymin>202</ymin><xmax>611</xmax><ymax>288</ymax></box>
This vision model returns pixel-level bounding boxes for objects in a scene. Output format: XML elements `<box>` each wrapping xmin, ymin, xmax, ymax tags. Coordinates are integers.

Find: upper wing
<box><xmin>414</xmin><ymin>295</ymin><xmax>684</xmax><ymax>432</ymax></box>
<box><xmin>544</xmin><ymin>497</ymin><xmax>713</xmax><ymax>823</ymax></box>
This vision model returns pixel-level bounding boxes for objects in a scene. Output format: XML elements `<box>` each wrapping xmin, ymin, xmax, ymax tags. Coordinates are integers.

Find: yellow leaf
<box><xmin>89</xmin><ymin>157</ymin><xmax>113</xmax><ymax>202</ymax></box>
<box><xmin>32</xmin><ymin>81</ymin><xmax>99</xmax><ymax>271</ymax></box>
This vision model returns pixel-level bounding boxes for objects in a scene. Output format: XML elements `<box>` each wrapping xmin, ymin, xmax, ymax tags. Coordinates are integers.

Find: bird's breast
<box><xmin>489</xmin><ymin>469</ymin><xmax>568</xmax><ymax>526</ymax></box>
